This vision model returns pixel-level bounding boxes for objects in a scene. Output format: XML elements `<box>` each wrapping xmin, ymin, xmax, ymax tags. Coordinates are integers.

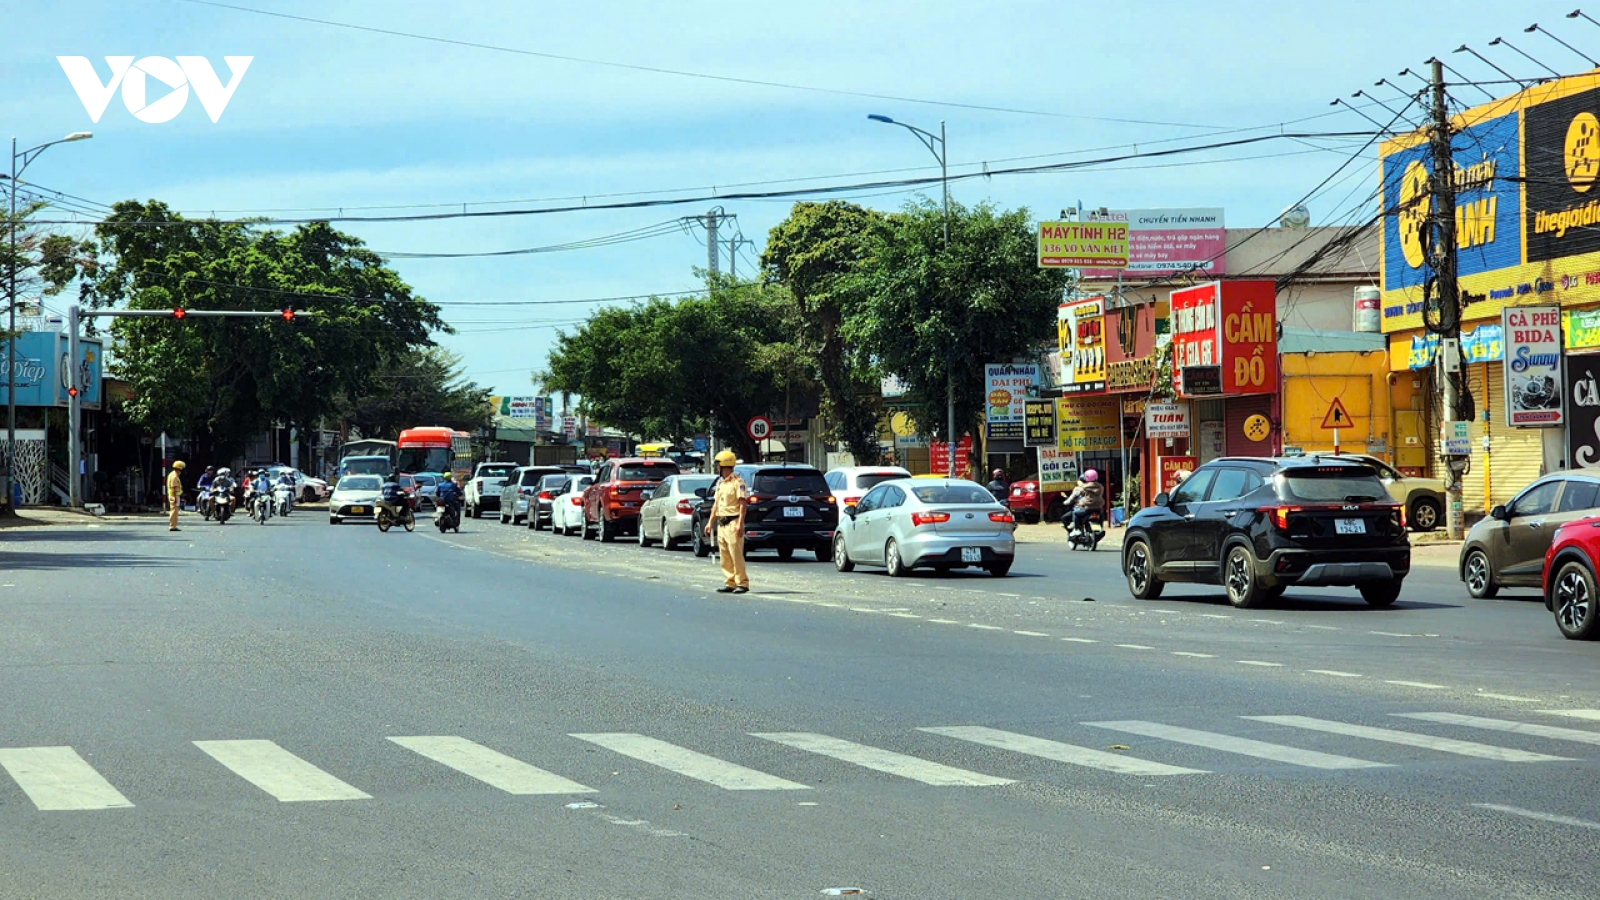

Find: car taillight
<box><xmin>676</xmin><ymin>499</ymin><xmax>694</xmax><ymax>515</ymax></box>
<box><xmin>570</xmin><ymin>496</ymin><xmax>583</xmax><ymax>505</ymax></box>
<box><xmin>910</xmin><ymin>511</ymin><xmax>950</xmax><ymax>526</ymax></box>
<box><xmin>1395</xmin><ymin>505</ymin><xmax>1406</xmax><ymax>529</ymax></box>
<box><xmin>608</xmin><ymin>487</ymin><xmax>620</xmax><ymax>498</ymax></box>
<box><xmin>538</xmin><ymin>491</ymin><xmax>552</xmax><ymax>500</ymax></box>
<box><xmin>747</xmin><ymin>495</ymin><xmax>763</xmax><ymax>504</ymax></box>
<box><xmin>989</xmin><ymin>511</ymin><xmax>1014</xmax><ymax>523</ymax></box>
<box><xmin>1264</xmin><ymin>506</ymin><xmax>1301</xmax><ymax>530</ymax></box>
<box><xmin>843</xmin><ymin>495</ymin><xmax>861</xmax><ymax>506</ymax></box>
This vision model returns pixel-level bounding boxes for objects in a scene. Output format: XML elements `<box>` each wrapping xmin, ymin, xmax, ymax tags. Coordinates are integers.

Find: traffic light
<box><xmin>281</xmin><ymin>308</ymin><xmax>295</xmax><ymax>321</ymax></box>
<box><xmin>172</xmin><ymin>308</ymin><xmax>187</xmax><ymax>319</ymax></box>
<box><xmin>66</xmin><ymin>386</ymin><xmax>80</xmax><ymax>398</ymax></box>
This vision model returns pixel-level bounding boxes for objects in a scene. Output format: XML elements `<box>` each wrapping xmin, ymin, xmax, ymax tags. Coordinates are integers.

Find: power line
<box><xmin>372</xmin><ymin>218</ymin><xmax>696</xmax><ymax>259</ymax></box>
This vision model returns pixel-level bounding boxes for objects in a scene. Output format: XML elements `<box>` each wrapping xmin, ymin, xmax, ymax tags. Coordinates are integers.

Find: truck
<box><xmin>465</xmin><ymin>461</ymin><xmax>519</xmax><ymax>519</ymax></box>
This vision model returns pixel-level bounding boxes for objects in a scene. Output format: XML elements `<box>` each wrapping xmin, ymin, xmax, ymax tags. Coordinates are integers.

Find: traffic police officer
<box><xmin>704</xmin><ymin>449</ymin><xmax>749</xmax><ymax>593</ymax></box>
<box><xmin>167</xmin><ymin>460</ymin><xmax>186</xmax><ymax>531</ymax></box>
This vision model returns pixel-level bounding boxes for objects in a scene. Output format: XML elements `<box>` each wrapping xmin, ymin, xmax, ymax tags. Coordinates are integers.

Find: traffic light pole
<box><xmin>65</xmin><ymin>304</ymin><xmax>302</xmax><ymax>508</ymax></box>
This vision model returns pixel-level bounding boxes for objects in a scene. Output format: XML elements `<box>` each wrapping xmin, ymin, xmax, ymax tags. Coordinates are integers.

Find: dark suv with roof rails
<box><xmin>1121</xmin><ymin>455</ymin><xmax>1410</xmax><ymax>608</ymax></box>
<box><xmin>690</xmin><ymin>463</ymin><xmax>838</xmax><ymax>561</ymax></box>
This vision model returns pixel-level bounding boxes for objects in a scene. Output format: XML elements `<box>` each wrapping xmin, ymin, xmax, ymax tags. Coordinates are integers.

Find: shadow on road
<box><xmin>0</xmin><ymin>551</ymin><xmax>186</xmax><ymax>570</ymax></box>
<box><xmin>0</xmin><ymin>529</ymin><xmax>170</xmax><ymax>544</ymax></box>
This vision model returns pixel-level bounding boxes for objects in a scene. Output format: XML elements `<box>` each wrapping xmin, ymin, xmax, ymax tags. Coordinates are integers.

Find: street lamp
<box><xmin>5</xmin><ymin>131</ymin><xmax>92</xmax><ymax>509</ymax></box>
<box><xmin>869</xmin><ymin>114</ymin><xmax>958</xmax><ymax>475</ymax></box>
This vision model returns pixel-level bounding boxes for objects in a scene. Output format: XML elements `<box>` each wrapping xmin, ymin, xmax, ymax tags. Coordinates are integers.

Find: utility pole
<box><xmin>704</xmin><ymin>208</ymin><xmax>723</xmax><ymax>276</ymax></box>
<box><xmin>1428</xmin><ymin>59</ymin><xmax>1466</xmax><ymax>541</ymax></box>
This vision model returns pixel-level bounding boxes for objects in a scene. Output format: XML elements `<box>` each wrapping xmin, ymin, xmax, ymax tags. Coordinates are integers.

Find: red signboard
<box><xmin>1171</xmin><ymin>280</ymin><xmax>1278</xmax><ymax>398</ymax></box>
<box><xmin>928</xmin><ymin>435</ymin><xmax>974</xmax><ymax>476</ymax></box>
<box><xmin>1158</xmin><ymin>456</ymin><xmax>1197</xmax><ymax>494</ymax></box>
<box><xmin>1171</xmin><ymin>283</ymin><xmax>1219</xmax><ymax>396</ymax></box>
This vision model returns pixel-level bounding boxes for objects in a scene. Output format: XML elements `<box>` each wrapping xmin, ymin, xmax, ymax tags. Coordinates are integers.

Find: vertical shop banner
<box><xmin>1218</xmin><ymin>280</ymin><xmax>1278</xmax><ymax>394</ymax></box>
<box><xmin>1055</xmin><ymin>395</ymin><xmax>1120</xmax><ymax>452</ymax></box>
<box><xmin>984</xmin><ymin>363</ymin><xmax>1039</xmax><ymax>439</ymax></box>
<box><xmin>1157</xmin><ymin>456</ymin><xmax>1197</xmax><ymax>494</ymax></box>
<box><xmin>1502</xmin><ymin>304</ymin><xmax>1564</xmax><ymax>426</ymax></box>
<box><xmin>1057</xmin><ymin>297</ymin><xmax>1106</xmax><ymax>393</ymax></box>
<box><xmin>1171</xmin><ymin>283</ymin><xmax>1219</xmax><ymax>396</ymax></box>
<box><xmin>562</xmin><ymin>416</ymin><xmax>578</xmax><ymax>439</ymax></box>
<box><xmin>1037</xmin><ymin>448</ymin><xmax>1080</xmax><ymax>492</ymax></box>
<box><xmin>1567</xmin><ymin>355</ymin><xmax>1600</xmax><ymax>467</ymax></box>
<box><xmin>928</xmin><ymin>435</ymin><xmax>974</xmax><ymax>476</ymax></box>
<box><xmin>1023</xmin><ymin>399</ymin><xmax>1058</xmax><ymax>447</ymax></box>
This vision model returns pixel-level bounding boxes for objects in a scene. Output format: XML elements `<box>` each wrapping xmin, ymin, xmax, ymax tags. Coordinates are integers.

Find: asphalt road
<box><xmin>2</xmin><ymin>507</ymin><xmax>1598</xmax><ymax>899</ymax></box>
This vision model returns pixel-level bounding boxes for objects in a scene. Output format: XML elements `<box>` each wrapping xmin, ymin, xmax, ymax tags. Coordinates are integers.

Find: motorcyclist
<box><xmin>435</xmin><ymin>474</ymin><xmax>463</xmax><ymax>513</ymax></box>
<box><xmin>1063</xmin><ymin>469</ymin><xmax>1105</xmax><ymax>536</ymax></box>
<box><xmin>196</xmin><ymin>466</ymin><xmax>216</xmax><ymax>516</ymax></box>
<box><xmin>377</xmin><ymin>473</ymin><xmax>412</xmax><ymax>525</ymax></box>
<box><xmin>275</xmin><ymin>471</ymin><xmax>296</xmax><ymax>514</ymax></box>
<box><xmin>212</xmin><ymin>467</ymin><xmax>236</xmax><ymax>519</ymax></box>
<box><xmin>986</xmin><ymin>468</ymin><xmax>1009</xmax><ymax>502</ymax></box>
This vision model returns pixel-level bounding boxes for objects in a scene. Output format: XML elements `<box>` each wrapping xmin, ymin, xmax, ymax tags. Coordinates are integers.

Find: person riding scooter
<box><xmin>375</xmin><ymin>474</ymin><xmax>415</xmax><ymax>529</ymax></box>
<box><xmin>1063</xmin><ymin>469</ymin><xmax>1105</xmax><ymax>546</ymax></box>
<box><xmin>434</xmin><ymin>475</ymin><xmax>463</xmax><ymax>531</ymax></box>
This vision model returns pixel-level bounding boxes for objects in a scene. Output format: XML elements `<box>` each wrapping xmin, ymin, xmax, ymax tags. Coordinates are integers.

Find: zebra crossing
<box><xmin>2</xmin><ymin>709</ymin><xmax>1597</xmax><ymax>812</ymax></box>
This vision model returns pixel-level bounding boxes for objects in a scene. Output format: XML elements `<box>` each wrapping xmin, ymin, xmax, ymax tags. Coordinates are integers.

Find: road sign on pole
<box><xmin>747</xmin><ymin>416</ymin><xmax>772</xmax><ymax>442</ymax></box>
<box><xmin>1320</xmin><ymin>398</ymin><xmax>1352</xmax><ymax>429</ymax></box>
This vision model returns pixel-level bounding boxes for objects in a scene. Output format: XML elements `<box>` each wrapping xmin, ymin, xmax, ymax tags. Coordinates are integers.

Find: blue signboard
<box><xmin>1382</xmin><ymin>112</ymin><xmax>1522</xmax><ymax>292</ymax></box>
<box><xmin>0</xmin><ymin>332</ymin><xmax>103</xmax><ymax>408</ymax></box>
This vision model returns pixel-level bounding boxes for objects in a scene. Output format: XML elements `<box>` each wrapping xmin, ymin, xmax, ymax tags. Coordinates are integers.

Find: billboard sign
<box><xmin>1037</xmin><ymin>448</ymin><xmax>1079</xmax><ymax>492</ymax></box>
<box><xmin>0</xmin><ymin>331</ymin><xmax>103</xmax><ymax>409</ymax></box>
<box><xmin>1023</xmin><ymin>399</ymin><xmax>1057</xmax><ymax>447</ymax></box>
<box><xmin>1080</xmin><ymin>208</ymin><xmax>1226</xmax><ymax>278</ymax></box>
<box><xmin>984</xmin><ymin>363</ymin><xmax>1038</xmax><ymax>440</ymax></box>
<box><xmin>1104</xmin><ymin>300</ymin><xmax>1165</xmax><ymax>392</ymax></box>
<box><xmin>1056</xmin><ymin>394</ymin><xmax>1120</xmax><ymax>452</ymax></box>
<box><xmin>493</xmin><ymin>396</ymin><xmax>541</xmax><ymax>419</ymax></box>
<box><xmin>1157</xmin><ymin>456</ymin><xmax>1197</xmax><ymax>494</ymax></box>
<box><xmin>1057</xmin><ymin>296</ymin><xmax>1106</xmax><ymax>394</ymax></box>
<box><xmin>1503</xmin><ymin>304</ymin><xmax>1564</xmax><ymax>426</ymax></box>
<box><xmin>1145</xmin><ymin>402</ymin><xmax>1190</xmax><ymax>439</ymax></box>
<box><xmin>928</xmin><ymin>435</ymin><xmax>973</xmax><ymax>476</ymax></box>
<box><xmin>1568</xmin><ymin>355</ymin><xmax>1600</xmax><ymax>467</ymax></box>
<box><xmin>1218</xmin><ymin>280</ymin><xmax>1278</xmax><ymax>395</ymax></box>
<box><xmin>1038</xmin><ymin>220</ymin><xmax>1129</xmax><ymax>268</ymax></box>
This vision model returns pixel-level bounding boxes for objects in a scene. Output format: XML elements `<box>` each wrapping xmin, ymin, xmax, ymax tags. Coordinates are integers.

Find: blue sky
<box><xmin>3</xmin><ymin>0</ymin><xmax>1591</xmax><ymax>395</ymax></box>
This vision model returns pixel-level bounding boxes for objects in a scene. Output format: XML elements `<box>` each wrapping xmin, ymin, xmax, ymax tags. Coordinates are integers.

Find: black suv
<box><xmin>1121</xmin><ymin>456</ymin><xmax>1410</xmax><ymax>608</ymax></box>
<box><xmin>690</xmin><ymin>464</ymin><xmax>838</xmax><ymax>561</ymax></box>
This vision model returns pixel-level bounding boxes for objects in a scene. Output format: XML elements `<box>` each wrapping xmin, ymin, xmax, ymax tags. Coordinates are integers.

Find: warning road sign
<box><xmin>1320</xmin><ymin>398</ymin><xmax>1353</xmax><ymax>430</ymax></box>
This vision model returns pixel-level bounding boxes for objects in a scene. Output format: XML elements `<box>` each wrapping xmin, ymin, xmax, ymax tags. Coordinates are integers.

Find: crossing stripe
<box><xmin>1394</xmin><ymin>713</ymin><xmax>1600</xmax><ymax>746</ymax></box>
<box><xmin>750</xmin><ymin>733</ymin><xmax>1013</xmax><ymax>786</ymax></box>
<box><xmin>389</xmin><ymin>736</ymin><xmax>595</xmax><ymax>794</ymax></box>
<box><xmin>918</xmin><ymin>726</ymin><xmax>1205</xmax><ymax>776</ymax></box>
<box><xmin>1538</xmin><ymin>709</ymin><xmax>1600</xmax><ymax>722</ymax></box>
<box><xmin>570</xmin><ymin>733</ymin><xmax>809</xmax><ymax>791</ymax></box>
<box><xmin>1244</xmin><ymin>716</ymin><xmax>1572</xmax><ymax>763</ymax></box>
<box><xmin>1083</xmin><ymin>721</ymin><xmax>1389</xmax><ymax>770</ymax></box>
<box><xmin>193</xmin><ymin>740</ymin><xmax>372</xmax><ymax>802</ymax></box>
<box><xmin>0</xmin><ymin>747</ymin><xmax>134</xmax><ymax>810</ymax></box>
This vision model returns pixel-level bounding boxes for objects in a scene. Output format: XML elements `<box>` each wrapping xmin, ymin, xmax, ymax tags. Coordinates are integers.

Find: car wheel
<box><xmin>1464</xmin><ymin>549</ymin><xmax>1498</xmax><ymax>599</ymax></box>
<box><xmin>1123</xmin><ymin>538</ymin><xmax>1164</xmax><ymax>600</ymax></box>
<box><xmin>639</xmin><ymin>521</ymin><xmax>654</xmax><ymax>547</ymax></box>
<box><xmin>582</xmin><ymin>516</ymin><xmax>597</xmax><ymax>541</ymax></box>
<box><xmin>777</xmin><ymin>546</ymin><xmax>794</xmax><ymax>560</ymax></box>
<box><xmin>1044</xmin><ymin>498</ymin><xmax>1067</xmax><ymax>523</ymax></box>
<box><xmin>834</xmin><ymin>534</ymin><xmax>855</xmax><ymax>572</ymax></box>
<box><xmin>1552</xmin><ymin>561</ymin><xmax>1600</xmax><ymax>640</ymax></box>
<box><xmin>987</xmin><ymin>560</ymin><xmax>1012</xmax><ymax>577</ymax></box>
<box><xmin>330</xmin><ymin>516</ymin><xmax>341</xmax><ymax>525</ymax></box>
<box><xmin>885</xmin><ymin>539</ymin><xmax>908</xmax><ymax>577</ymax></box>
<box><xmin>1359</xmin><ymin>581</ymin><xmax>1403</xmax><ymax>608</ymax></box>
<box><xmin>301</xmin><ymin>488</ymin><xmax>315</xmax><ymax>503</ymax></box>
<box><xmin>1409</xmin><ymin>497</ymin><xmax>1441</xmax><ymax>532</ymax></box>
<box><xmin>1223</xmin><ymin>545</ymin><xmax>1266</xmax><ymax>609</ymax></box>
<box><xmin>662</xmin><ymin>519</ymin><xmax>679</xmax><ymax>551</ymax></box>
<box><xmin>600</xmin><ymin>518</ymin><xmax>615</xmax><ymax>542</ymax></box>
<box><xmin>813</xmin><ymin>546</ymin><xmax>829</xmax><ymax>563</ymax></box>
<box><xmin>693</xmin><ymin>525</ymin><xmax>711</xmax><ymax>558</ymax></box>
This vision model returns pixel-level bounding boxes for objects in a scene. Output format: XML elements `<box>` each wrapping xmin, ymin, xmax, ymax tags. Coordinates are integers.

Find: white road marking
<box><xmin>1061</xmin><ymin>638</ymin><xmax>1099</xmax><ymax>644</ymax></box>
<box><xmin>1368</xmin><ymin>631</ymin><xmax>1426</xmax><ymax>638</ymax></box>
<box><xmin>887</xmin><ymin>612</ymin><xmax>922</xmax><ymax>619</ymax></box>
<box><xmin>1237</xmin><ymin>660</ymin><xmax>1284</xmax><ymax>668</ymax></box>
<box><xmin>1244</xmin><ymin>716</ymin><xmax>1572</xmax><ymax>762</ymax></box>
<box><xmin>928</xmin><ymin>618</ymin><xmax>960</xmax><ymax>624</ymax></box>
<box><xmin>1172</xmin><ymin>651</ymin><xmax>1215</xmax><ymax>658</ymax></box>
<box><xmin>968</xmin><ymin>624</ymin><xmax>1005</xmax><ymax>631</ymax></box>
<box><xmin>1307</xmin><ymin>670</ymin><xmax>1363</xmax><ymax>678</ymax></box>
<box><xmin>1539</xmin><ymin>709</ymin><xmax>1600</xmax><ymax>722</ymax></box>
<box><xmin>1116</xmin><ymin>644</ymin><xmax>1154</xmax><ymax>650</ymax></box>
<box><xmin>1247</xmin><ymin>619</ymin><xmax>1285</xmax><ymax>625</ymax></box>
<box><xmin>1201</xmin><ymin>614</ymin><xmax>1233</xmax><ymax>619</ymax></box>
<box><xmin>1302</xmin><ymin>624</ymin><xmax>1340</xmax><ymax>631</ymax></box>
<box><xmin>1013</xmin><ymin>630</ymin><xmax>1050</xmax><ymax>637</ymax></box>
<box><xmin>192</xmin><ymin>740</ymin><xmax>372</xmax><ymax>802</ymax></box>
<box><xmin>0</xmin><ymin>747</ymin><xmax>134</xmax><ymax>810</ymax></box>
<box><xmin>388</xmin><ymin>736</ymin><xmax>595</xmax><ymax>794</ymax></box>
<box><xmin>1394</xmin><ymin>713</ymin><xmax>1600</xmax><ymax>746</ymax></box>
<box><xmin>919</xmin><ymin>726</ymin><xmax>1205</xmax><ymax>776</ymax></box>
<box><xmin>751</xmin><ymin>733</ymin><xmax>1013</xmax><ymax>786</ymax></box>
<box><xmin>1084</xmin><ymin>721</ymin><xmax>1389</xmax><ymax>770</ymax></box>
<box><xmin>1386</xmin><ymin>680</ymin><xmax>1449</xmax><ymax>690</ymax></box>
<box><xmin>570</xmin><ymin>733</ymin><xmax>809</xmax><ymax>791</ymax></box>
<box><xmin>1473</xmin><ymin>803</ymin><xmax>1600</xmax><ymax>831</ymax></box>
<box><xmin>1474</xmin><ymin>692</ymin><xmax>1541</xmax><ymax>702</ymax></box>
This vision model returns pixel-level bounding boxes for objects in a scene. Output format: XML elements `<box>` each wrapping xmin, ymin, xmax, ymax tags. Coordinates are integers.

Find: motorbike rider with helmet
<box><xmin>376</xmin><ymin>473</ymin><xmax>414</xmax><ymax>528</ymax></box>
<box><xmin>196</xmin><ymin>466</ymin><xmax>216</xmax><ymax>517</ymax></box>
<box><xmin>1063</xmin><ymin>469</ymin><xmax>1105</xmax><ymax>538</ymax></box>
<box><xmin>986</xmin><ymin>468</ymin><xmax>1009</xmax><ymax>502</ymax></box>
<box><xmin>434</xmin><ymin>474</ymin><xmax>463</xmax><ymax>521</ymax></box>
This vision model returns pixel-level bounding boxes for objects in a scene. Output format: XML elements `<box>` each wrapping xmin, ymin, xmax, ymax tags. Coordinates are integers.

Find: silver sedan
<box><xmin>833</xmin><ymin>478</ymin><xmax>1016</xmax><ymax>577</ymax></box>
<box><xmin>637</xmin><ymin>474</ymin><xmax>717</xmax><ymax>550</ymax></box>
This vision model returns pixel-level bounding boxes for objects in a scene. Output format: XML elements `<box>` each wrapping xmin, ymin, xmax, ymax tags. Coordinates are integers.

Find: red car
<box><xmin>1542</xmin><ymin>516</ymin><xmax>1600</xmax><ymax>640</ymax></box>
<box><xmin>1007</xmin><ymin>474</ymin><xmax>1067</xmax><ymax>524</ymax></box>
<box><xmin>582</xmin><ymin>457</ymin><xmax>681</xmax><ymax>541</ymax></box>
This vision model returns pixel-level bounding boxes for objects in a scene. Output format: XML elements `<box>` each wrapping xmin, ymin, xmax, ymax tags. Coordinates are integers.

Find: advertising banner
<box><xmin>1037</xmin><ymin>448</ymin><xmax>1080</xmax><ymax>492</ymax></box>
<box><xmin>1171</xmin><ymin>283</ymin><xmax>1218</xmax><ymax>396</ymax></box>
<box><xmin>1567</xmin><ymin>307</ymin><xmax>1600</xmax><ymax>351</ymax></box>
<box><xmin>1567</xmin><ymin>355</ymin><xmax>1600</xmax><ymax>467</ymax></box>
<box><xmin>1023</xmin><ymin>399</ymin><xmax>1057</xmax><ymax>447</ymax></box>
<box><xmin>1145</xmin><ymin>402</ymin><xmax>1190</xmax><ymax>439</ymax></box>
<box><xmin>928</xmin><ymin>435</ymin><xmax>973</xmax><ymax>476</ymax></box>
<box><xmin>1056</xmin><ymin>395</ymin><xmax>1120</xmax><ymax>453</ymax></box>
<box><xmin>1157</xmin><ymin>456</ymin><xmax>1197</xmax><ymax>495</ymax></box>
<box><xmin>1218</xmin><ymin>280</ymin><xmax>1278</xmax><ymax>395</ymax></box>
<box><xmin>562</xmin><ymin>416</ymin><xmax>577</xmax><ymax>439</ymax></box>
<box><xmin>0</xmin><ymin>332</ymin><xmax>102</xmax><ymax>409</ymax></box>
<box><xmin>1104</xmin><ymin>300</ymin><xmax>1166</xmax><ymax>392</ymax></box>
<box><xmin>1057</xmin><ymin>297</ymin><xmax>1106</xmax><ymax>394</ymax></box>
<box><xmin>492</xmin><ymin>396</ymin><xmax>541</xmax><ymax>419</ymax></box>
<box><xmin>1080</xmin><ymin>208</ymin><xmax>1226</xmax><ymax>278</ymax></box>
<box><xmin>1037</xmin><ymin>220</ymin><xmax>1129</xmax><ymax>268</ymax></box>
<box><xmin>985</xmin><ymin>363</ymin><xmax>1038</xmax><ymax>440</ymax></box>
<box><xmin>1503</xmin><ymin>304</ymin><xmax>1564</xmax><ymax>426</ymax></box>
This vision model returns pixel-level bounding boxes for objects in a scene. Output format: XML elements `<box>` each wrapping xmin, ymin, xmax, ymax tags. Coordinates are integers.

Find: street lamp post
<box><xmin>868</xmin><ymin>114</ymin><xmax>957</xmax><ymax>476</ymax></box>
<box><xmin>5</xmin><ymin>132</ymin><xmax>91</xmax><ymax>510</ymax></box>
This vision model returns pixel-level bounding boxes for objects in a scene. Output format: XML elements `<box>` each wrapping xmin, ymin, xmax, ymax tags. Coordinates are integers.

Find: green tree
<box><xmin>2</xmin><ymin>198</ymin><xmax>97</xmax><ymax>334</ymax></box>
<box><xmin>336</xmin><ymin>347</ymin><xmax>492</xmax><ymax>439</ymax></box>
<box><xmin>87</xmin><ymin>200</ymin><xmax>447</xmax><ymax>461</ymax></box>
<box><xmin>761</xmin><ymin>201</ymin><xmax>885</xmax><ymax>464</ymax></box>
<box><xmin>846</xmin><ymin>199</ymin><xmax>1066</xmax><ymax>447</ymax></box>
<box><xmin>545</xmin><ymin>277</ymin><xmax>803</xmax><ymax>461</ymax></box>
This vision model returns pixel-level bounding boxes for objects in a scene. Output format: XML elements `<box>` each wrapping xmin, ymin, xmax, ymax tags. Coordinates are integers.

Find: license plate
<box><xmin>1335</xmin><ymin>518</ymin><xmax>1366</xmax><ymax>534</ymax></box>
<box><xmin>784</xmin><ymin>506</ymin><xmax>805</xmax><ymax>518</ymax></box>
<box><xmin>351</xmin><ymin>506</ymin><xmax>367</xmax><ymax>514</ymax></box>
<box><xmin>961</xmin><ymin>547</ymin><xmax>982</xmax><ymax>563</ymax></box>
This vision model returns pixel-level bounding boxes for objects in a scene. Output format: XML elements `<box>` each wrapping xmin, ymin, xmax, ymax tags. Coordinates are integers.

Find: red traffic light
<box><xmin>172</xmin><ymin>308</ymin><xmax>187</xmax><ymax>319</ymax></box>
<box><xmin>66</xmin><ymin>386</ymin><xmax>80</xmax><ymax>398</ymax></box>
<box><xmin>280</xmin><ymin>308</ymin><xmax>295</xmax><ymax>321</ymax></box>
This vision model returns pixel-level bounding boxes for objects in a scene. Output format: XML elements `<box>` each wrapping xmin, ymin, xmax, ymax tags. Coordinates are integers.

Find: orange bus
<box><xmin>397</xmin><ymin>427</ymin><xmax>472</xmax><ymax>480</ymax></box>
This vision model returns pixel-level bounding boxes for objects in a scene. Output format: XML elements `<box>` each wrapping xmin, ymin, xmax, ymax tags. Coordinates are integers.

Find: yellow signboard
<box><xmin>1056</xmin><ymin>395</ymin><xmax>1121</xmax><ymax>452</ymax></box>
<box><xmin>1038</xmin><ymin>221</ymin><xmax>1130</xmax><ymax>268</ymax></box>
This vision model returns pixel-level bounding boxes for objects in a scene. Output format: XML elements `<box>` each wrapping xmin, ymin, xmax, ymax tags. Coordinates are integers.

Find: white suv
<box><xmin>465</xmin><ymin>461</ymin><xmax>518</xmax><ymax>518</ymax></box>
<box><xmin>823</xmin><ymin>465</ymin><xmax>912</xmax><ymax>518</ymax></box>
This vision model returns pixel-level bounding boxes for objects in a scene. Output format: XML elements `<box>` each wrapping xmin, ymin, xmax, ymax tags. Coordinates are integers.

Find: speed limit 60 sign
<box><xmin>747</xmin><ymin>416</ymin><xmax>772</xmax><ymax>441</ymax></box>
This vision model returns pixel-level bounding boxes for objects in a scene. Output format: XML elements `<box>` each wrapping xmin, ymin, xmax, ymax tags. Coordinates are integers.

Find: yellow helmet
<box><xmin>714</xmin><ymin>449</ymin><xmax>737</xmax><ymax>467</ymax></box>
<box><xmin>173</xmin><ymin>460</ymin><xmax>186</xmax><ymax>470</ymax></box>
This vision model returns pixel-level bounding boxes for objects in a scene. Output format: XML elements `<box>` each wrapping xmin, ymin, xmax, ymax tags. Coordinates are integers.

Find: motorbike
<box><xmin>273</xmin><ymin>483</ymin><xmax>295</xmax><ymax>517</ymax></box>
<box><xmin>199</xmin><ymin>488</ymin><xmax>214</xmax><ymax>521</ymax></box>
<box><xmin>435</xmin><ymin>502</ymin><xmax>461</xmax><ymax>533</ymax></box>
<box><xmin>1064</xmin><ymin>508</ymin><xmax>1105</xmax><ymax>551</ymax></box>
<box><xmin>210</xmin><ymin>485</ymin><xmax>233</xmax><ymax>524</ymax></box>
<box><xmin>376</xmin><ymin>496</ymin><xmax>416</xmax><ymax>533</ymax></box>
<box><xmin>248</xmin><ymin>488</ymin><xmax>272</xmax><ymax>524</ymax></box>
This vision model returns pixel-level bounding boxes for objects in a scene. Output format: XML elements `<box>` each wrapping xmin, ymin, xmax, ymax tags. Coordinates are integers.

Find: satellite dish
<box><xmin>1280</xmin><ymin>204</ymin><xmax>1311</xmax><ymax>229</ymax></box>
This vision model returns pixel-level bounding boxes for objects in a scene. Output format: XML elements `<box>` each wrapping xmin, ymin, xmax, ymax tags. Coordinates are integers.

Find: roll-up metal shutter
<box><xmin>1457</xmin><ymin>361</ymin><xmax>1544</xmax><ymax>515</ymax></box>
<box><xmin>1195</xmin><ymin>399</ymin><xmax>1225</xmax><ymax>464</ymax></box>
<box><xmin>1224</xmin><ymin>395</ymin><xmax>1275</xmax><ymax>458</ymax></box>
